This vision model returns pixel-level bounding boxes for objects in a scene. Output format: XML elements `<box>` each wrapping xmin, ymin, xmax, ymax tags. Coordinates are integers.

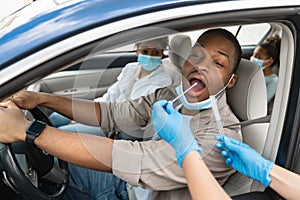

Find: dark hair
<box><xmin>197</xmin><ymin>28</ymin><xmax>242</xmax><ymax>73</ymax></box>
<box><xmin>260</xmin><ymin>34</ymin><xmax>281</xmax><ymax>67</ymax></box>
<box><xmin>136</xmin><ymin>37</ymin><xmax>169</xmax><ymax>50</ymax></box>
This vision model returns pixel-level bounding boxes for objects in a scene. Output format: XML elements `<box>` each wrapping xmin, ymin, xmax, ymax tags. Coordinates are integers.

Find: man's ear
<box><xmin>227</xmin><ymin>74</ymin><xmax>237</xmax><ymax>89</ymax></box>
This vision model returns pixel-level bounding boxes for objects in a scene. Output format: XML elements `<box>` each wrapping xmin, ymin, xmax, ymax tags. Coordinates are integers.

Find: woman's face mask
<box><xmin>250</xmin><ymin>56</ymin><xmax>268</xmax><ymax>70</ymax></box>
<box><xmin>138</xmin><ymin>54</ymin><xmax>162</xmax><ymax>71</ymax></box>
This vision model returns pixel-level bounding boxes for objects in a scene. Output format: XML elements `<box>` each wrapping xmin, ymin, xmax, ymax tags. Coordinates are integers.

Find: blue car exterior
<box><xmin>0</xmin><ymin>0</ymin><xmax>208</xmax><ymax>68</ymax></box>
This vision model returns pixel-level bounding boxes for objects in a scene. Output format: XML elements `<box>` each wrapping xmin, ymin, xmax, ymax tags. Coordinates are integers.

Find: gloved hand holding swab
<box><xmin>152</xmin><ymin>82</ymin><xmax>197</xmax><ymax>140</ymax></box>
<box><xmin>168</xmin><ymin>82</ymin><xmax>197</xmax><ymax>106</ymax></box>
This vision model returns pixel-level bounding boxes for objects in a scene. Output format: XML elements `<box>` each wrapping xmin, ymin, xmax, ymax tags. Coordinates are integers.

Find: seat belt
<box><xmin>210</xmin><ymin>94</ymin><xmax>271</xmax><ymax>130</ymax></box>
<box><xmin>224</xmin><ymin>115</ymin><xmax>271</xmax><ymax>128</ymax></box>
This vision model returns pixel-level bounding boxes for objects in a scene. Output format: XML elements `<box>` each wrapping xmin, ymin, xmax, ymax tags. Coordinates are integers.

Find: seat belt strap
<box><xmin>224</xmin><ymin>115</ymin><xmax>271</xmax><ymax>128</ymax></box>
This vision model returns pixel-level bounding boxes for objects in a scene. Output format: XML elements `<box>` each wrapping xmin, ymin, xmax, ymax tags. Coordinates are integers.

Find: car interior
<box><xmin>24</xmin><ymin>22</ymin><xmax>285</xmax><ymax>195</ymax></box>
<box><xmin>1</xmin><ymin>15</ymin><xmax>296</xmax><ymax>199</ymax></box>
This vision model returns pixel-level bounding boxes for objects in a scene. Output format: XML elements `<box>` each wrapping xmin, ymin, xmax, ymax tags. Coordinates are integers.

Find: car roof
<box><xmin>0</xmin><ymin>0</ymin><xmax>214</xmax><ymax>69</ymax></box>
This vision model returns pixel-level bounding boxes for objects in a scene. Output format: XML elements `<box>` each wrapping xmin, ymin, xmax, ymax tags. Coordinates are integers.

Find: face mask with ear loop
<box><xmin>250</xmin><ymin>56</ymin><xmax>271</xmax><ymax>70</ymax></box>
<box><xmin>138</xmin><ymin>54</ymin><xmax>162</xmax><ymax>71</ymax></box>
<box><xmin>151</xmin><ymin>73</ymin><xmax>235</xmax><ymax>141</ymax></box>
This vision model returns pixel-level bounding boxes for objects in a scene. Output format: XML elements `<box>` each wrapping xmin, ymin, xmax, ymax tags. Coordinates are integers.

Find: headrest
<box><xmin>227</xmin><ymin>58</ymin><xmax>267</xmax><ymax>121</ymax></box>
<box><xmin>169</xmin><ymin>34</ymin><xmax>192</xmax><ymax>69</ymax></box>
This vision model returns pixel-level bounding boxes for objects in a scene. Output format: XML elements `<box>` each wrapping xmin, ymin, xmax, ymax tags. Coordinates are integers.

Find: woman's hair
<box><xmin>260</xmin><ymin>34</ymin><xmax>281</xmax><ymax>67</ymax></box>
<box><xmin>136</xmin><ymin>37</ymin><xmax>169</xmax><ymax>50</ymax></box>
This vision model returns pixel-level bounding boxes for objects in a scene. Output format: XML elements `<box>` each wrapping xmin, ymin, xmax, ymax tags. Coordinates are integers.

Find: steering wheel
<box><xmin>0</xmin><ymin>107</ymin><xmax>69</xmax><ymax>200</ymax></box>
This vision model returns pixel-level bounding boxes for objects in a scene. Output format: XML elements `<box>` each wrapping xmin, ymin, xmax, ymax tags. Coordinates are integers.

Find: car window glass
<box><xmin>180</xmin><ymin>26</ymin><xmax>240</xmax><ymax>46</ymax></box>
<box><xmin>237</xmin><ymin>23</ymin><xmax>271</xmax><ymax>45</ymax></box>
<box><xmin>108</xmin><ymin>23</ymin><xmax>270</xmax><ymax>53</ymax></box>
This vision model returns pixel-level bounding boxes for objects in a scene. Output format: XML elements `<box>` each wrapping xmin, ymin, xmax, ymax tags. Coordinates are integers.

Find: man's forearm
<box><xmin>1</xmin><ymin>100</ymin><xmax>110</xmax><ymax>171</ymax></box>
<box><xmin>35</xmin><ymin>125</ymin><xmax>112</xmax><ymax>171</ymax></box>
<box><xmin>38</xmin><ymin>92</ymin><xmax>101</xmax><ymax>126</ymax></box>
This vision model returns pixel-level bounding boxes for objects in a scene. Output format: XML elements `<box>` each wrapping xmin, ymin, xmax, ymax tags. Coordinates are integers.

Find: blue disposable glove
<box><xmin>215</xmin><ymin>135</ymin><xmax>274</xmax><ymax>187</ymax></box>
<box><xmin>152</xmin><ymin>100</ymin><xmax>201</xmax><ymax>167</ymax></box>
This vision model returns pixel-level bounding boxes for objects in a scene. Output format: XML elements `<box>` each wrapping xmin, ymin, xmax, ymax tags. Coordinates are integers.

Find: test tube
<box><xmin>210</xmin><ymin>95</ymin><xmax>225</xmax><ymax>136</ymax></box>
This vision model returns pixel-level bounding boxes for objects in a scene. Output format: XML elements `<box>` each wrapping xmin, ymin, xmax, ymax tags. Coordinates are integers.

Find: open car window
<box><xmin>108</xmin><ymin>23</ymin><xmax>271</xmax><ymax>53</ymax></box>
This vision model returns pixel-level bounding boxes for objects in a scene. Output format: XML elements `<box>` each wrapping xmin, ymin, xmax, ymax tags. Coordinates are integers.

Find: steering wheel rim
<box><xmin>0</xmin><ymin>107</ymin><xmax>69</xmax><ymax>200</ymax></box>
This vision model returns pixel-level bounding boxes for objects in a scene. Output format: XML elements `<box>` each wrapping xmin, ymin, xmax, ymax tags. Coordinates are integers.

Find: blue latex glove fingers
<box><xmin>215</xmin><ymin>135</ymin><xmax>226</xmax><ymax>150</ymax></box>
<box><xmin>216</xmin><ymin>136</ymin><xmax>240</xmax><ymax>166</ymax></box>
<box><xmin>221</xmin><ymin>151</ymin><xmax>233</xmax><ymax>166</ymax></box>
<box><xmin>226</xmin><ymin>158</ymin><xmax>232</xmax><ymax>166</ymax></box>
<box><xmin>221</xmin><ymin>150</ymin><xmax>230</xmax><ymax>159</ymax></box>
<box><xmin>215</xmin><ymin>135</ymin><xmax>223</xmax><ymax>142</ymax></box>
<box><xmin>152</xmin><ymin>100</ymin><xmax>181</xmax><ymax>143</ymax></box>
<box><xmin>215</xmin><ymin>137</ymin><xmax>224</xmax><ymax>149</ymax></box>
<box><xmin>216</xmin><ymin>135</ymin><xmax>248</xmax><ymax>152</ymax></box>
<box><xmin>152</xmin><ymin>100</ymin><xmax>169</xmax><ymax>139</ymax></box>
<box><xmin>216</xmin><ymin>141</ymin><xmax>234</xmax><ymax>166</ymax></box>
<box><xmin>216</xmin><ymin>135</ymin><xmax>274</xmax><ymax>187</ymax></box>
<box><xmin>164</xmin><ymin>101</ymin><xmax>174</xmax><ymax>114</ymax></box>
<box><xmin>152</xmin><ymin>99</ymin><xmax>188</xmax><ymax>143</ymax></box>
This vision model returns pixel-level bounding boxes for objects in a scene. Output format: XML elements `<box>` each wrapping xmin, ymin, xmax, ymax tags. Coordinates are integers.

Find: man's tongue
<box><xmin>190</xmin><ymin>79</ymin><xmax>204</xmax><ymax>92</ymax></box>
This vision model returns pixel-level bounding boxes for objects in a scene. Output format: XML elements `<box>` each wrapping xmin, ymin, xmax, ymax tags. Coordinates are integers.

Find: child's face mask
<box><xmin>250</xmin><ymin>56</ymin><xmax>268</xmax><ymax>70</ymax></box>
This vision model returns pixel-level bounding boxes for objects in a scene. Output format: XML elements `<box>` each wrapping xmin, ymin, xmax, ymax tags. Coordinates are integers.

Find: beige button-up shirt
<box><xmin>100</xmin><ymin>86</ymin><xmax>242</xmax><ymax>200</ymax></box>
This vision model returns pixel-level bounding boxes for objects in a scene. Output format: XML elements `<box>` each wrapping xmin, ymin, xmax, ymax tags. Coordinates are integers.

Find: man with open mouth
<box><xmin>0</xmin><ymin>28</ymin><xmax>242</xmax><ymax>200</ymax></box>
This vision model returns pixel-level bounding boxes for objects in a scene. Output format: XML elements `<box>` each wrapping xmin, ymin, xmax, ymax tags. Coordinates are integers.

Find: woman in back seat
<box><xmin>250</xmin><ymin>35</ymin><xmax>281</xmax><ymax>114</ymax></box>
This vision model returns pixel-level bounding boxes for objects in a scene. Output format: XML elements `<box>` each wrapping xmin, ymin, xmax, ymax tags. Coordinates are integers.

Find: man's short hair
<box><xmin>197</xmin><ymin>28</ymin><xmax>242</xmax><ymax>73</ymax></box>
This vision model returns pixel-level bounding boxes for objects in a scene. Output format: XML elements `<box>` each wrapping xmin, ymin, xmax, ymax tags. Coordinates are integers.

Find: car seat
<box><xmin>224</xmin><ymin>58</ymin><xmax>270</xmax><ymax>196</ymax></box>
<box><xmin>162</xmin><ymin>34</ymin><xmax>192</xmax><ymax>85</ymax></box>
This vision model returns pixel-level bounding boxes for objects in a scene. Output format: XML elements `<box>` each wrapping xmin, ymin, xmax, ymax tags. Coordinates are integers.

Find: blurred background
<box><xmin>0</xmin><ymin>0</ymin><xmax>31</xmax><ymax>19</ymax></box>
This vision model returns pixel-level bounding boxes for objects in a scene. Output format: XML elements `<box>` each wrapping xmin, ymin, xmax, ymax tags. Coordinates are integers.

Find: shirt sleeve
<box><xmin>99</xmin><ymin>87</ymin><xmax>177</xmax><ymax>133</ymax></box>
<box><xmin>112</xmin><ymin>110</ymin><xmax>241</xmax><ymax>190</ymax></box>
<box><xmin>112</xmin><ymin>123</ymin><xmax>241</xmax><ymax>190</ymax></box>
<box><xmin>112</xmin><ymin>139</ymin><xmax>188</xmax><ymax>190</ymax></box>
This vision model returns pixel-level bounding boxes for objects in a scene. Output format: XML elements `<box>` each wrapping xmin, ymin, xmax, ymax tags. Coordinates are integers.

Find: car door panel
<box><xmin>39</xmin><ymin>68</ymin><xmax>123</xmax><ymax>100</ymax></box>
<box><xmin>38</xmin><ymin>53</ymin><xmax>137</xmax><ymax>100</ymax></box>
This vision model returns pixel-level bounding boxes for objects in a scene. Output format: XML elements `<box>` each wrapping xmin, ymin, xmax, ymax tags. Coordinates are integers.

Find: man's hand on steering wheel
<box><xmin>0</xmin><ymin>100</ymin><xmax>69</xmax><ymax>200</ymax></box>
<box><xmin>0</xmin><ymin>100</ymin><xmax>30</xmax><ymax>143</ymax></box>
<box><xmin>8</xmin><ymin>90</ymin><xmax>40</xmax><ymax>110</ymax></box>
